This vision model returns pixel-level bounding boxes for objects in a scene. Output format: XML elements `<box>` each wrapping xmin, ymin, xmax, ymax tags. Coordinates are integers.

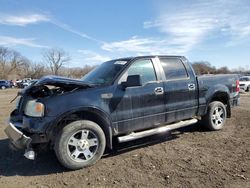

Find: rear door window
<box><xmin>160</xmin><ymin>58</ymin><xmax>188</xmax><ymax>80</ymax></box>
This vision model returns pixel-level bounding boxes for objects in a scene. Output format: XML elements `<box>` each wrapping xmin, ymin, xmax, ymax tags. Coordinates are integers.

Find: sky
<box><xmin>0</xmin><ymin>0</ymin><xmax>250</xmax><ymax>70</ymax></box>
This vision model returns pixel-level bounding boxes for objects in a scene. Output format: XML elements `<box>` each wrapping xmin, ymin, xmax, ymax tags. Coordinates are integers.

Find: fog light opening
<box><xmin>24</xmin><ymin>148</ymin><xmax>36</xmax><ymax>160</ymax></box>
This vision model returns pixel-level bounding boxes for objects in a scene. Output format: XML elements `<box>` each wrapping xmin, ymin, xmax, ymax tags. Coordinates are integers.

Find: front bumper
<box><xmin>4</xmin><ymin>122</ymin><xmax>32</xmax><ymax>150</ymax></box>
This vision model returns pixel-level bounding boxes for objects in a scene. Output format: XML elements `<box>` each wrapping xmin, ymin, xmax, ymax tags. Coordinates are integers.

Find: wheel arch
<box><xmin>206</xmin><ymin>90</ymin><xmax>231</xmax><ymax>118</ymax></box>
<box><xmin>246</xmin><ymin>83</ymin><xmax>250</xmax><ymax>91</ymax></box>
<box><xmin>47</xmin><ymin>106</ymin><xmax>113</xmax><ymax>149</ymax></box>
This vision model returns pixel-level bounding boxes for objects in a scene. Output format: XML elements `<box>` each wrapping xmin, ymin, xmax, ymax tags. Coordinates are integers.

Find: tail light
<box><xmin>236</xmin><ymin>80</ymin><xmax>240</xmax><ymax>92</ymax></box>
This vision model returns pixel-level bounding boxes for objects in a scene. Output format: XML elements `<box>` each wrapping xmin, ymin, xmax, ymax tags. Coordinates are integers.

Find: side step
<box><xmin>117</xmin><ymin>119</ymin><xmax>198</xmax><ymax>143</ymax></box>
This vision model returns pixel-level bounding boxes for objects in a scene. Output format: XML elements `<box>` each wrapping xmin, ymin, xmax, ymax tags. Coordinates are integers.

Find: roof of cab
<box><xmin>115</xmin><ymin>55</ymin><xmax>186</xmax><ymax>62</ymax></box>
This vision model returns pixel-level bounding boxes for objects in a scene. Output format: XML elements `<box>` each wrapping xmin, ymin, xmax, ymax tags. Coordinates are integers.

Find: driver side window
<box><xmin>120</xmin><ymin>59</ymin><xmax>157</xmax><ymax>85</ymax></box>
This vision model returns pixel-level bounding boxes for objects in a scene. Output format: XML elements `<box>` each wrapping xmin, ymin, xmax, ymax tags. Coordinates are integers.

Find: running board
<box><xmin>117</xmin><ymin>119</ymin><xmax>198</xmax><ymax>143</ymax></box>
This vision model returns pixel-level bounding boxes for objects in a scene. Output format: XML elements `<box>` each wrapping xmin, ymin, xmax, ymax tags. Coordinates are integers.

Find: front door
<box><xmin>112</xmin><ymin>58</ymin><xmax>165</xmax><ymax>134</ymax></box>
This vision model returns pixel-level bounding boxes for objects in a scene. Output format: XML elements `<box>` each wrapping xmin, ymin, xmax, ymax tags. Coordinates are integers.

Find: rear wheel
<box><xmin>246</xmin><ymin>86</ymin><xmax>250</xmax><ymax>92</ymax></box>
<box><xmin>202</xmin><ymin>101</ymin><xmax>227</xmax><ymax>131</ymax></box>
<box><xmin>1</xmin><ymin>86</ymin><xmax>6</xmax><ymax>89</ymax></box>
<box><xmin>54</xmin><ymin>120</ymin><xmax>106</xmax><ymax>170</ymax></box>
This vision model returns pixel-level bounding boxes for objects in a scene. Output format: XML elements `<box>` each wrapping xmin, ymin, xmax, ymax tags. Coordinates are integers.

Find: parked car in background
<box><xmin>0</xmin><ymin>80</ymin><xmax>11</xmax><ymax>89</ymax></box>
<box><xmin>15</xmin><ymin>80</ymin><xmax>23</xmax><ymax>88</ymax></box>
<box><xmin>239</xmin><ymin>76</ymin><xmax>250</xmax><ymax>92</ymax></box>
<box><xmin>21</xmin><ymin>80</ymin><xmax>33</xmax><ymax>88</ymax></box>
<box><xmin>23</xmin><ymin>79</ymin><xmax>38</xmax><ymax>88</ymax></box>
<box><xmin>16</xmin><ymin>79</ymin><xmax>37</xmax><ymax>88</ymax></box>
<box><xmin>8</xmin><ymin>80</ymin><xmax>14</xmax><ymax>88</ymax></box>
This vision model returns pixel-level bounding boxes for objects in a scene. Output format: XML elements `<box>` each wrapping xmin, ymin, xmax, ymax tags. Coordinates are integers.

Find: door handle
<box><xmin>154</xmin><ymin>87</ymin><xmax>164</xmax><ymax>95</ymax></box>
<box><xmin>188</xmin><ymin>83</ymin><xmax>195</xmax><ymax>90</ymax></box>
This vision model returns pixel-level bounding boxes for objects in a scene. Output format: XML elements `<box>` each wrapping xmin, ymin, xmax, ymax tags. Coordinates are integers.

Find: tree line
<box><xmin>0</xmin><ymin>46</ymin><xmax>95</xmax><ymax>80</ymax></box>
<box><xmin>0</xmin><ymin>46</ymin><xmax>249</xmax><ymax>80</ymax></box>
<box><xmin>192</xmin><ymin>61</ymin><xmax>250</xmax><ymax>75</ymax></box>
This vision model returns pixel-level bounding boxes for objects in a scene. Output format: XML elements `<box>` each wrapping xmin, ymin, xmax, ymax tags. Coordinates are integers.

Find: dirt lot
<box><xmin>0</xmin><ymin>89</ymin><xmax>249</xmax><ymax>188</ymax></box>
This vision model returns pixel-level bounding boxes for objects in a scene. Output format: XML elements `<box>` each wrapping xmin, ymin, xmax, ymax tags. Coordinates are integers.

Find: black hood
<box><xmin>18</xmin><ymin>75</ymin><xmax>94</xmax><ymax>97</ymax></box>
<box><xmin>33</xmin><ymin>75</ymin><xmax>93</xmax><ymax>88</ymax></box>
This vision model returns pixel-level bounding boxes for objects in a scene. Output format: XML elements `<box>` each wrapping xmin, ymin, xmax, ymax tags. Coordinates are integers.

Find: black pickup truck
<box><xmin>5</xmin><ymin>56</ymin><xmax>240</xmax><ymax>169</ymax></box>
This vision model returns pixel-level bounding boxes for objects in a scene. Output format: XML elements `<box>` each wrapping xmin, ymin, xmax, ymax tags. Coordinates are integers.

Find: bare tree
<box><xmin>43</xmin><ymin>48</ymin><xmax>70</xmax><ymax>75</ymax></box>
<box><xmin>9</xmin><ymin>51</ymin><xmax>25</xmax><ymax>73</ymax></box>
<box><xmin>0</xmin><ymin>47</ymin><xmax>9</xmax><ymax>79</ymax></box>
<box><xmin>216</xmin><ymin>66</ymin><xmax>230</xmax><ymax>74</ymax></box>
<box><xmin>31</xmin><ymin>63</ymin><xmax>51</xmax><ymax>78</ymax></box>
<box><xmin>21</xmin><ymin>61</ymin><xmax>48</xmax><ymax>79</ymax></box>
<box><xmin>231</xmin><ymin>66</ymin><xmax>250</xmax><ymax>75</ymax></box>
<box><xmin>0</xmin><ymin>46</ymin><xmax>27</xmax><ymax>79</ymax></box>
<box><xmin>192</xmin><ymin>61</ymin><xmax>234</xmax><ymax>75</ymax></box>
<box><xmin>192</xmin><ymin>61</ymin><xmax>217</xmax><ymax>75</ymax></box>
<box><xmin>65</xmin><ymin>65</ymin><xmax>95</xmax><ymax>79</ymax></box>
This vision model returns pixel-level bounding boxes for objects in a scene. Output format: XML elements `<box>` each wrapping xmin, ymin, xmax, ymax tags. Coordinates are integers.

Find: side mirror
<box><xmin>121</xmin><ymin>75</ymin><xmax>142</xmax><ymax>88</ymax></box>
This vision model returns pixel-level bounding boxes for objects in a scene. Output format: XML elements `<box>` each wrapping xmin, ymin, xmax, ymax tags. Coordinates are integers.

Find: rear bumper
<box><xmin>4</xmin><ymin>122</ymin><xmax>32</xmax><ymax>150</ymax></box>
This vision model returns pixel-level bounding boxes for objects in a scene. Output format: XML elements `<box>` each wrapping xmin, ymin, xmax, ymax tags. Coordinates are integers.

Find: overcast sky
<box><xmin>0</xmin><ymin>0</ymin><xmax>250</xmax><ymax>69</ymax></box>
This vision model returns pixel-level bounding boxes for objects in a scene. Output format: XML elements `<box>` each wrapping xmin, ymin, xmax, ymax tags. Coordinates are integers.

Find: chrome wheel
<box><xmin>211</xmin><ymin>106</ymin><xmax>225</xmax><ymax>127</ymax></box>
<box><xmin>67</xmin><ymin>129</ymin><xmax>99</xmax><ymax>163</ymax></box>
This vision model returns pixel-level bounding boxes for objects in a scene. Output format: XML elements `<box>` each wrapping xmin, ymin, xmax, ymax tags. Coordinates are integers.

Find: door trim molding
<box><xmin>114</xmin><ymin>106</ymin><xmax>199</xmax><ymax>124</ymax></box>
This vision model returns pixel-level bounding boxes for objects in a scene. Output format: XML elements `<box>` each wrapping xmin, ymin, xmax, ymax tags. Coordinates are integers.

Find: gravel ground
<box><xmin>0</xmin><ymin>89</ymin><xmax>249</xmax><ymax>188</ymax></box>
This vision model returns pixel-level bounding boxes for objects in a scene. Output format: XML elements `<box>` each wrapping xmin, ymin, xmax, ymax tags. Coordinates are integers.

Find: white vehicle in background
<box><xmin>239</xmin><ymin>76</ymin><xmax>250</xmax><ymax>92</ymax></box>
<box><xmin>21</xmin><ymin>79</ymin><xmax>38</xmax><ymax>88</ymax></box>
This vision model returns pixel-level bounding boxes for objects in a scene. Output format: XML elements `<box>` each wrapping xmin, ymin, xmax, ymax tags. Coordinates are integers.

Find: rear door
<box><xmin>158</xmin><ymin>57</ymin><xmax>198</xmax><ymax>123</ymax></box>
<box><xmin>113</xmin><ymin>58</ymin><xmax>166</xmax><ymax>134</ymax></box>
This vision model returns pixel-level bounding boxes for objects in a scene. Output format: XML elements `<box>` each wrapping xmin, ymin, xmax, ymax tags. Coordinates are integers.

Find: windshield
<box><xmin>240</xmin><ymin>77</ymin><xmax>250</xmax><ymax>81</ymax></box>
<box><xmin>81</xmin><ymin>60</ymin><xmax>128</xmax><ymax>85</ymax></box>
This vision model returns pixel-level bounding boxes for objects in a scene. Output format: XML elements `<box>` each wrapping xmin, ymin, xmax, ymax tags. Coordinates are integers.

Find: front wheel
<box><xmin>1</xmin><ymin>86</ymin><xmax>6</xmax><ymax>89</ymax></box>
<box><xmin>202</xmin><ymin>101</ymin><xmax>227</xmax><ymax>131</ymax></box>
<box><xmin>54</xmin><ymin>120</ymin><xmax>106</xmax><ymax>170</ymax></box>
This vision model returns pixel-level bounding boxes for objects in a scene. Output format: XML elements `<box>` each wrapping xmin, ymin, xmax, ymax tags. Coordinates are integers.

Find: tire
<box><xmin>246</xmin><ymin>86</ymin><xmax>250</xmax><ymax>92</ymax></box>
<box><xmin>202</xmin><ymin>101</ymin><xmax>227</xmax><ymax>131</ymax></box>
<box><xmin>54</xmin><ymin>120</ymin><xmax>106</xmax><ymax>170</ymax></box>
<box><xmin>1</xmin><ymin>86</ymin><xmax>6</xmax><ymax>89</ymax></box>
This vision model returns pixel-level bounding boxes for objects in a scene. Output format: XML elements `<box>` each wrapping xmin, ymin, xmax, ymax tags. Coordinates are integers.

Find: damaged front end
<box><xmin>4</xmin><ymin>122</ymin><xmax>34</xmax><ymax>159</ymax></box>
<box><xmin>5</xmin><ymin>75</ymin><xmax>93</xmax><ymax>160</ymax></box>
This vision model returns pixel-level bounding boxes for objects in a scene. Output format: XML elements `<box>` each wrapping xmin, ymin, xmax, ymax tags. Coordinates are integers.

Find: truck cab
<box><xmin>109</xmin><ymin>56</ymin><xmax>198</xmax><ymax>134</ymax></box>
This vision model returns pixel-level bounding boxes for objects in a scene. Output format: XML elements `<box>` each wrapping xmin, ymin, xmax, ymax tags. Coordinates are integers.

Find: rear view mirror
<box><xmin>122</xmin><ymin>75</ymin><xmax>142</xmax><ymax>88</ymax></box>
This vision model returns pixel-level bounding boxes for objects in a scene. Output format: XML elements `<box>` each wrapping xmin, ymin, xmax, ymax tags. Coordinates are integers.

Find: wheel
<box><xmin>1</xmin><ymin>86</ymin><xmax>6</xmax><ymax>89</ymax></box>
<box><xmin>202</xmin><ymin>101</ymin><xmax>227</xmax><ymax>131</ymax></box>
<box><xmin>246</xmin><ymin>86</ymin><xmax>250</xmax><ymax>92</ymax></box>
<box><xmin>54</xmin><ymin>120</ymin><xmax>106</xmax><ymax>170</ymax></box>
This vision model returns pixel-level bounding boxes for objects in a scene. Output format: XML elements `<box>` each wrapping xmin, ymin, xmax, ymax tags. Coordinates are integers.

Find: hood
<box><xmin>34</xmin><ymin>75</ymin><xmax>93</xmax><ymax>87</ymax></box>
<box><xmin>18</xmin><ymin>75</ymin><xmax>95</xmax><ymax>98</ymax></box>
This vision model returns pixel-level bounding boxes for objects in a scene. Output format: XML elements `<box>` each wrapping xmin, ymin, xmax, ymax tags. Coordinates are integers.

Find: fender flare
<box><xmin>46</xmin><ymin>106</ymin><xmax>113</xmax><ymax>149</ymax></box>
<box><xmin>204</xmin><ymin>84</ymin><xmax>230</xmax><ymax>116</ymax></box>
